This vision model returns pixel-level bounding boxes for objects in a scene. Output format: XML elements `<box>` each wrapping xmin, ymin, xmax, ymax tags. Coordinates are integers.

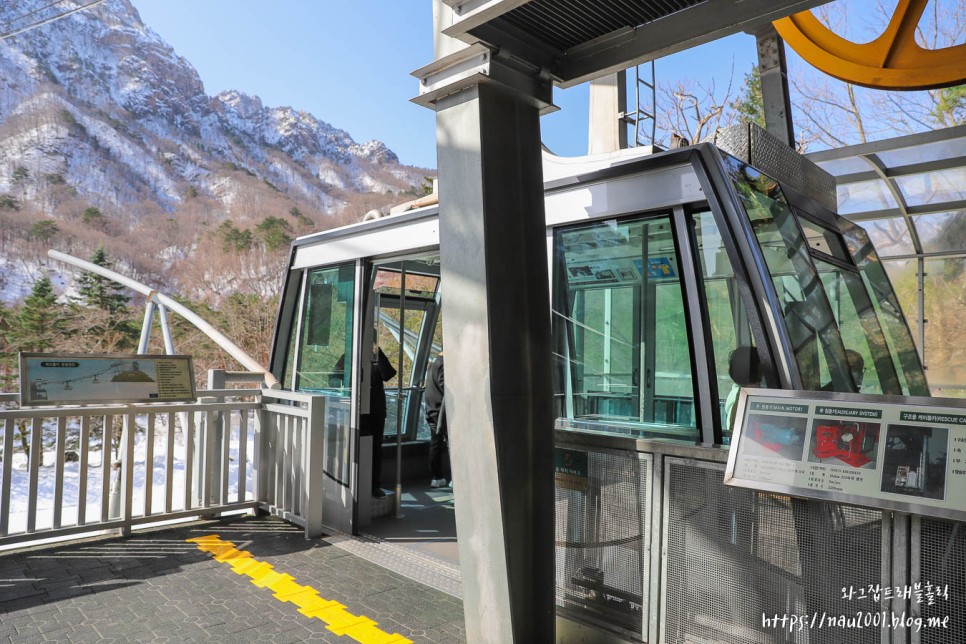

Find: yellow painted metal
<box><xmin>774</xmin><ymin>0</ymin><xmax>966</xmax><ymax>90</ymax></box>
<box><xmin>188</xmin><ymin>534</ymin><xmax>413</xmax><ymax>644</ymax></box>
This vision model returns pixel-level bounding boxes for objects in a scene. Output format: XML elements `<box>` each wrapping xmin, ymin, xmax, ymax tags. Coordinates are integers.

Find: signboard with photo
<box><xmin>725</xmin><ymin>389</ymin><xmax>966</xmax><ymax>522</ymax></box>
<box><xmin>19</xmin><ymin>353</ymin><xmax>196</xmax><ymax>406</ymax></box>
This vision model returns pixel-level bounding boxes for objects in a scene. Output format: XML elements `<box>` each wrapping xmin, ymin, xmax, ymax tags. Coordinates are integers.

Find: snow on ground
<box><xmin>2</xmin><ymin>416</ymin><xmax>256</xmax><ymax>537</ymax></box>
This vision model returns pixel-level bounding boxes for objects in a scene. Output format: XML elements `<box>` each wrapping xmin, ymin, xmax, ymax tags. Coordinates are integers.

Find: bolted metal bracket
<box><xmin>411</xmin><ymin>41</ymin><xmax>556</xmax><ymax>113</ymax></box>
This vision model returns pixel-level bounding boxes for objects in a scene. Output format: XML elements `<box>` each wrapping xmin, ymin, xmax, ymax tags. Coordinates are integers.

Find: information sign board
<box><xmin>554</xmin><ymin>447</ymin><xmax>590</xmax><ymax>492</ymax></box>
<box><xmin>724</xmin><ymin>388</ymin><xmax>966</xmax><ymax>522</ymax></box>
<box><xmin>19</xmin><ymin>353</ymin><xmax>196</xmax><ymax>406</ymax></box>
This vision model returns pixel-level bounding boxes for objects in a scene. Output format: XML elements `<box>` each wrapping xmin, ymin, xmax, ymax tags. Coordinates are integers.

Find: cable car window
<box><xmin>294</xmin><ymin>263</ymin><xmax>355</xmax><ymax>393</ymax></box>
<box><xmin>724</xmin><ymin>155</ymin><xmax>851</xmax><ymax>391</ymax></box>
<box><xmin>689</xmin><ymin>209</ymin><xmax>759</xmax><ymax>442</ymax></box>
<box><xmin>813</xmin><ymin>255</ymin><xmax>900</xmax><ymax>394</ymax></box>
<box><xmin>370</xmin><ymin>258</ymin><xmax>442</xmax><ymax>441</ymax></box>
<box><xmin>841</xmin><ymin>221</ymin><xmax>930</xmax><ymax>396</ymax></box>
<box><xmin>797</xmin><ymin>215</ymin><xmax>851</xmax><ymax>263</ymax></box>
<box><xmin>552</xmin><ymin>214</ymin><xmax>698</xmax><ymax>440</ymax></box>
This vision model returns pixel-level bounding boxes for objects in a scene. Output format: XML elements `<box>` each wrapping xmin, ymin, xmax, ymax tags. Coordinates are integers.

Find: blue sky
<box><xmin>133</xmin><ymin>1</ymin><xmax>762</xmax><ymax>170</ymax></box>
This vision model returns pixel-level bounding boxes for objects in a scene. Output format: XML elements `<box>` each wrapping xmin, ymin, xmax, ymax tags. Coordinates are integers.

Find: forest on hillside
<box><xmin>0</xmin><ymin>160</ymin><xmax>437</xmax><ymax>393</ymax></box>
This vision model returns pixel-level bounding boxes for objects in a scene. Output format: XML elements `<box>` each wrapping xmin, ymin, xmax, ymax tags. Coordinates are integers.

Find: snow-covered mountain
<box><xmin>0</xmin><ymin>0</ymin><xmax>422</xmax><ymax>210</ymax></box>
<box><xmin>0</xmin><ymin>0</ymin><xmax>430</xmax><ymax>304</ymax></box>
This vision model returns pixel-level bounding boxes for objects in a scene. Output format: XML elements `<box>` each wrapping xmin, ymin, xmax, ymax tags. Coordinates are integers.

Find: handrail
<box><xmin>48</xmin><ymin>250</ymin><xmax>280</xmax><ymax>389</ymax></box>
<box><xmin>1</xmin><ymin>368</ymin><xmax>343</xmax><ymax>550</ymax></box>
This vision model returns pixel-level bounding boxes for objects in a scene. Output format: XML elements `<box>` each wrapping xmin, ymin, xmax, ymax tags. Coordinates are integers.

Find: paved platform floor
<box><xmin>0</xmin><ymin>513</ymin><xmax>466</xmax><ymax>643</ymax></box>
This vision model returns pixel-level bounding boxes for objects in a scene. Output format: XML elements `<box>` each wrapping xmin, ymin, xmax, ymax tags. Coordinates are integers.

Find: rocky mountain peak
<box><xmin>0</xmin><ymin>0</ymin><xmax>425</xmax><ymax>213</ymax></box>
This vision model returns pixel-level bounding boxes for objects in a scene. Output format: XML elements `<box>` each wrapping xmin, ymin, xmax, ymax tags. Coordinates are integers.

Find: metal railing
<box><xmin>258</xmin><ymin>388</ymin><xmax>328</xmax><ymax>538</ymax></box>
<box><xmin>0</xmin><ymin>373</ymin><xmax>333</xmax><ymax>549</ymax></box>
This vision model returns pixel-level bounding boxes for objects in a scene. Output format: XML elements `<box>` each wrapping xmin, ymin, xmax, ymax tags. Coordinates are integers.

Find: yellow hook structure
<box><xmin>774</xmin><ymin>0</ymin><xmax>966</xmax><ymax>90</ymax></box>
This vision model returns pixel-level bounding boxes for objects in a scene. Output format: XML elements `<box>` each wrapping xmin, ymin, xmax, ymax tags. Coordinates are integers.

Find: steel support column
<box><xmin>755</xmin><ymin>25</ymin><xmax>796</xmax><ymax>147</ymax></box>
<box><xmin>588</xmin><ymin>71</ymin><xmax>628</xmax><ymax>154</ymax></box>
<box><xmin>431</xmin><ymin>65</ymin><xmax>556</xmax><ymax>644</ymax></box>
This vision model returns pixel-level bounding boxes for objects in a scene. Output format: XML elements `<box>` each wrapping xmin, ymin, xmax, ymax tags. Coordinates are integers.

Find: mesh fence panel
<box><xmin>918</xmin><ymin>517</ymin><xmax>966</xmax><ymax>643</ymax></box>
<box><xmin>663</xmin><ymin>458</ymin><xmax>883</xmax><ymax>644</ymax></box>
<box><xmin>555</xmin><ymin>446</ymin><xmax>648</xmax><ymax>639</ymax></box>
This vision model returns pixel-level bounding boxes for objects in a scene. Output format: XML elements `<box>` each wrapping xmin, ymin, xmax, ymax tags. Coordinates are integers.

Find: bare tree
<box><xmin>655</xmin><ymin>72</ymin><xmax>738</xmax><ymax>147</ymax></box>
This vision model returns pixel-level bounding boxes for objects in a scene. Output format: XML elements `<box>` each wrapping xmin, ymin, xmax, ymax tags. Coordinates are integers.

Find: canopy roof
<box><xmin>807</xmin><ymin>125</ymin><xmax>966</xmax><ymax>262</ymax></box>
<box><xmin>439</xmin><ymin>0</ymin><xmax>827</xmax><ymax>87</ymax></box>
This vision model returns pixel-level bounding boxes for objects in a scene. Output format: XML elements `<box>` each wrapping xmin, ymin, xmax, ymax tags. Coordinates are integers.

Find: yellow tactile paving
<box><xmin>187</xmin><ymin>535</ymin><xmax>413</xmax><ymax>644</ymax></box>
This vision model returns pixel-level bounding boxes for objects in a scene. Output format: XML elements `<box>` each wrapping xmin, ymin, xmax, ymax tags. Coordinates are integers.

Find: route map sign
<box><xmin>19</xmin><ymin>353</ymin><xmax>196</xmax><ymax>406</ymax></box>
<box><xmin>725</xmin><ymin>388</ymin><xmax>966</xmax><ymax>522</ymax></box>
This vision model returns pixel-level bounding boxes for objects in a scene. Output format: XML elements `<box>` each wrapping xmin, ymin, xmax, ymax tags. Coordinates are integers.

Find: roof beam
<box><xmin>823</xmin><ymin>156</ymin><xmax>966</xmax><ymax>184</ymax></box>
<box><xmin>808</xmin><ymin>124</ymin><xmax>966</xmax><ymax>162</ymax></box>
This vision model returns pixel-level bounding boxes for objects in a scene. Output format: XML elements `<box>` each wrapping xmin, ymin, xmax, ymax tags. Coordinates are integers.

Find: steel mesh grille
<box><xmin>555</xmin><ymin>447</ymin><xmax>648</xmax><ymax>638</ymax></box>
<box><xmin>918</xmin><ymin>518</ymin><xmax>966</xmax><ymax>643</ymax></box>
<box><xmin>664</xmin><ymin>459</ymin><xmax>882</xmax><ymax>644</ymax></box>
<box><xmin>502</xmin><ymin>0</ymin><xmax>707</xmax><ymax>52</ymax></box>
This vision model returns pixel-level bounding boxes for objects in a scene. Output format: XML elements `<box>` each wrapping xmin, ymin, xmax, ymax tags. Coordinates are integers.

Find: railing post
<box><xmin>108</xmin><ymin>414</ymin><xmax>121</xmax><ymax>522</ymax></box>
<box><xmin>257</xmin><ymin>390</ymin><xmax>272</xmax><ymax>509</ymax></box>
<box><xmin>121</xmin><ymin>410</ymin><xmax>136</xmax><ymax>536</ymax></box>
<box><xmin>303</xmin><ymin>395</ymin><xmax>326</xmax><ymax>539</ymax></box>
<box><xmin>109</xmin><ymin>410</ymin><xmax>136</xmax><ymax>536</ymax></box>
<box><xmin>207</xmin><ymin>370</ymin><xmax>226</xmax><ymax>505</ymax></box>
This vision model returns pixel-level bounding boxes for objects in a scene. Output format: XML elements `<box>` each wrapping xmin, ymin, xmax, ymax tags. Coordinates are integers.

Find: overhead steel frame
<box><xmin>753</xmin><ymin>24</ymin><xmax>796</xmax><ymax>147</ymax></box>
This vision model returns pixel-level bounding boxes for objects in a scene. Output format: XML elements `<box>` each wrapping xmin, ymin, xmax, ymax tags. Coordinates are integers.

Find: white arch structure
<box><xmin>48</xmin><ymin>249</ymin><xmax>280</xmax><ymax>389</ymax></box>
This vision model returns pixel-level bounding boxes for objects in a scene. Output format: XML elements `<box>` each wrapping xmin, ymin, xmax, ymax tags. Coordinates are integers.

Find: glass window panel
<box><xmin>814</xmin><ymin>156</ymin><xmax>873</xmax><ymax>176</ymax></box>
<box><xmin>882</xmin><ymin>257</ymin><xmax>921</xmax><ymax>352</ymax></box>
<box><xmin>798</xmin><ymin>216</ymin><xmax>851</xmax><ymax>261</ymax></box>
<box><xmin>552</xmin><ymin>214</ymin><xmax>697</xmax><ymax>440</ymax></box>
<box><xmin>923</xmin><ymin>257</ymin><xmax>966</xmax><ymax>399</ymax></box>
<box><xmin>814</xmin><ymin>257</ymin><xmax>899</xmax><ymax>395</ymax></box>
<box><xmin>295</xmin><ymin>264</ymin><xmax>355</xmax><ymax>393</ymax></box>
<box><xmin>877</xmin><ymin>138</ymin><xmax>966</xmax><ymax>168</ymax></box>
<box><xmin>837</xmin><ymin>180</ymin><xmax>898</xmax><ymax>215</ymax></box>
<box><xmin>378</xmin><ymin>304</ymin><xmax>423</xmax><ymax>437</ymax></box>
<box><xmin>912</xmin><ymin>211</ymin><xmax>966</xmax><ymax>255</ymax></box>
<box><xmin>842</xmin><ymin>224</ymin><xmax>929</xmax><ymax>396</ymax></box>
<box><xmin>724</xmin><ymin>155</ymin><xmax>850</xmax><ymax>391</ymax></box>
<box><xmin>895</xmin><ymin>168</ymin><xmax>966</xmax><ymax>207</ymax></box>
<box><xmin>861</xmin><ymin>218</ymin><xmax>915</xmax><ymax>257</ymax></box>
<box><xmin>690</xmin><ymin>209</ymin><xmax>758</xmax><ymax>443</ymax></box>
<box><xmin>372</xmin><ymin>266</ymin><xmax>439</xmax><ymax>440</ymax></box>
<box><xmin>372</xmin><ymin>269</ymin><xmax>439</xmax><ymax>298</ymax></box>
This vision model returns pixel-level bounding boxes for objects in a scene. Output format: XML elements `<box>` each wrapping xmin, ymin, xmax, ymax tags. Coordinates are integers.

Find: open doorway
<box><xmin>360</xmin><ymin>252</ymin><xmax>457</xmax><ymax>565</ymax></box>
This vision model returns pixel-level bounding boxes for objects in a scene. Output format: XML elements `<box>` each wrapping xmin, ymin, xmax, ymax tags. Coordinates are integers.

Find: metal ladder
<box><xmin>624</xmin><ymin>60</ymin><xmax>657</xmax><ymax>148</ymax></box>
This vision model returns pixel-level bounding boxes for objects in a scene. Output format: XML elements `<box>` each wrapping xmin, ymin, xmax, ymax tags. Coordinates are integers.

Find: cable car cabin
<box><xmin>268</xmin><ymin>125</ymin><xmax>939</xmax><ymax>643</ymax></box>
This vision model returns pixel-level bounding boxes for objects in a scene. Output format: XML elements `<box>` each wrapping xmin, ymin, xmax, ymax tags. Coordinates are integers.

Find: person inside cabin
<box><xmin>365</xmin><ymin>343</ymin><xmax>397</xmax><ymax>498</ymax></box>
<box><xmin>424</xmin><ymin>351</ymin><xmax>449</xmax><ymax>488</ymax></box>
<box><xmin>335</xmin><ymin>344</ymin><xmax>397</xmax><ymax>497</ymax></box>
<box><xmin>725</xmin><ymin>345</ymin><xmax>763</xmax><ymax>432</ymax></box>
